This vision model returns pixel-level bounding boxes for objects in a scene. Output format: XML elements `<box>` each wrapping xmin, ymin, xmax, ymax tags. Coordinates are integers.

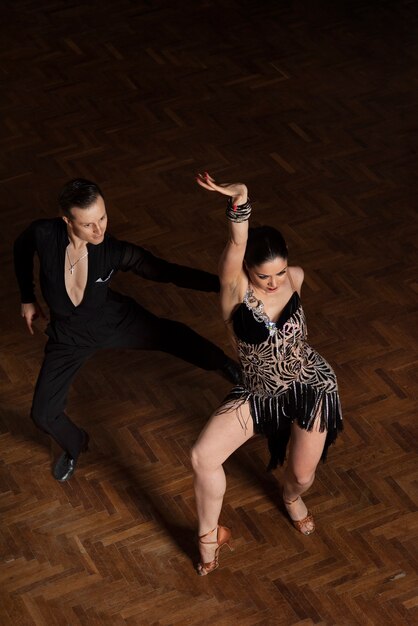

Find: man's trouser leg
<box><xmin>104</xmin><ymin>304</ymin><xmax>228</xmax><ymax>370</ymax></box>
<box><xmin>31</xmin><ymin>340</ymin><xmax>95</xmax><ymax>460</ymax></box>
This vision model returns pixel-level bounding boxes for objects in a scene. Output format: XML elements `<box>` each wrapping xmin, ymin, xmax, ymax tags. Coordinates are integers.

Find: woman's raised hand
<box><xmin>196</xmin><ymin>173</ymin><xmax>248</xmax><ymax>205</ymax></box>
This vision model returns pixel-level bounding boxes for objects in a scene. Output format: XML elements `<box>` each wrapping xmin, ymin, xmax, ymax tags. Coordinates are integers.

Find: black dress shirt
<box><xmin>14</xmin><ymin>218</ymin><xmax>219</xmax><ymax>341</ymax></box>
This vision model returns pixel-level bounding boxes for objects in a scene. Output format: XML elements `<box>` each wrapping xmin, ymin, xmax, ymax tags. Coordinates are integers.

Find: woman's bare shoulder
<box><xmin>288</xmin><ymin>265</ymin><xmax>304</xmax><ymax>291</ymax></box>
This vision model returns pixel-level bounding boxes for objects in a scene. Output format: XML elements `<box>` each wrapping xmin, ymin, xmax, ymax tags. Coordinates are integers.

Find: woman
<box><xmin>191</xmin><ymin>173</ymin><xmax>343</xmax><ymax>576</ymax></box>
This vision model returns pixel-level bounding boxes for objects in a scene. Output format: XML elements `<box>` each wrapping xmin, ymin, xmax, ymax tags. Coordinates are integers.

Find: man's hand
<box><xmin>21</xmin><ymin>302</ymin><xmax>47</xmax><ymax>335</ymax></box>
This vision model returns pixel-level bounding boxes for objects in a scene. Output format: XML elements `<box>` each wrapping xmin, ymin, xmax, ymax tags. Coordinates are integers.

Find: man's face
<box><xmin>63</xmin><ymin>195</ymin><xmax>108</xmax><ymax>245</ymax></box>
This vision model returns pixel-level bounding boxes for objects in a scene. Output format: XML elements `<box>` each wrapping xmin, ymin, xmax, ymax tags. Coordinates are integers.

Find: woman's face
<box><xmin>246</xmin><ymin>256</ymin><xmax>288</xmax><ymax>295</ymax></box>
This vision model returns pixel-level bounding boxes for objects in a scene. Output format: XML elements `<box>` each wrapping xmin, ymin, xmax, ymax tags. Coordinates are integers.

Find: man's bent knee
<box><xmin>31</xmin><ymin>406</ymin><xmax>55</xmax><ymax>433</ymax></box>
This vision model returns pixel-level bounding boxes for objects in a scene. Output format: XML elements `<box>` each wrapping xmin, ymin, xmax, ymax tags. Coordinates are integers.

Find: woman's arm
<box><xmin>218</xmin><ymin>214</ymin><xmax>248</xmax><ymax>289</ymax></box>
<box><xmin>196</xmin><ymin>173</ymin><xmax>249</xmax><ymax>291</ymax></box>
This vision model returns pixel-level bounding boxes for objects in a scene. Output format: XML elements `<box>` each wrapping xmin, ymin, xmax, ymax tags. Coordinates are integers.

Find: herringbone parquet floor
<box><xmin>1</xmin><ymin>1</ymin><xmax>417</xmax><ymax>624</ymax></box>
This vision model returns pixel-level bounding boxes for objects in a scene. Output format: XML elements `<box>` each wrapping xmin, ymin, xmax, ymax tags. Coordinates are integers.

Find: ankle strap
<box><xmin>198</xmin><ymin>526</ymin><xmax>218</xmax><ymax>544</ymax></box>
<box><xmin>283</xmin><ymin>493</ymin><xmax>301</xmax><ymax>505</ymax></box>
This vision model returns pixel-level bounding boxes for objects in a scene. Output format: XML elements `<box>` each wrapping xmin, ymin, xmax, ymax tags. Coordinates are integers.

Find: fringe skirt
<box><xmin>217</xmin><ymin>380</ymin><xmax>343</xmax><ymax>470</ymax></box>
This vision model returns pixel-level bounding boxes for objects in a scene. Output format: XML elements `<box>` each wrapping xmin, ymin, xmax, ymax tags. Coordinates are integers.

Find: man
<box><xmin>14</xmin><ymin>179</ymin><xmax>240</xmax><ymax>481</ymax></box>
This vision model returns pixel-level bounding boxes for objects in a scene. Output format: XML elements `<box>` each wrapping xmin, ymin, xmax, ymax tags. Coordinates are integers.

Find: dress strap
<box><xmin>287</xmin><ymin>268</ymin><xmax>296</xmax><ymax>292</ymax></box>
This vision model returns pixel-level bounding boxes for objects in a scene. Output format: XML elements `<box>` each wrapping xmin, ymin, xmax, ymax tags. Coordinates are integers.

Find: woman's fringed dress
<box><xmin>219</xmin><ymin>286</ymin><xmax>343</xmax><ymax>469</ymax></box>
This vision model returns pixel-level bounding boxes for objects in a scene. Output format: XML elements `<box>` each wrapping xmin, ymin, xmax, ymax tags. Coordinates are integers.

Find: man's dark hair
<box><xmin>244</xmin><ymin>226</ymin><xmax>288</xmax><ymax>268</ymax></box>
<box><xmin>58</xmin><ymin>179</ymin><xmax>104</xmax><ymax>218</ymax></box>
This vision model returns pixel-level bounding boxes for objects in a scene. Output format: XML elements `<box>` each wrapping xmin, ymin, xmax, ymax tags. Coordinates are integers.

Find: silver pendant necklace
<box><xmin>66</xmin><ymin>247</ymin><xmax>88</xmax><ymax>275</ymax></box>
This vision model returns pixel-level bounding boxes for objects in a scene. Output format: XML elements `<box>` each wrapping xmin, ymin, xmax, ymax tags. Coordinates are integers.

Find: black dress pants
<box><xmin>31</xmin><ymin>302</ymin><xmax>227</xmax><ymax>459</ymax></box>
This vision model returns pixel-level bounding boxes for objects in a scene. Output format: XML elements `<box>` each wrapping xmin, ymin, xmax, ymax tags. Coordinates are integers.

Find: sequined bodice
<box><xmin>232</xmin><ymin>287</ymin><xmax>337</xmax><ymax>396</ymax></box>
<box><xmin>243</xmin><ymin>287</ymin><xmax>301</xmax><ymax>337</ymax></box>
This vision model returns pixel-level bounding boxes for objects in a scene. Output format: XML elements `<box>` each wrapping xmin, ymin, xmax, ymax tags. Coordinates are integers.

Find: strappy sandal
<box><xmin>283</xmin><ymin>492</ymin><xmax>315</xmax><ymax>535</ymax></box>
<box><xmin>197</xmin><ymin>525</ymin><xmax>233</xmax><ymax>576</ymax></box>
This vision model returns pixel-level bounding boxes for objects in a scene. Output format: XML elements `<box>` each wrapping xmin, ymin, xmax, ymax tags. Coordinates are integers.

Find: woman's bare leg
<box><xmin>191</xmin><ymin>402</ymin><xmax>254</xmax><ymax>564</ymax></box>
<box><xmin>282</xmin><ymin>415</ymin><xmax>327</xmax><ymax>533</ymax></box>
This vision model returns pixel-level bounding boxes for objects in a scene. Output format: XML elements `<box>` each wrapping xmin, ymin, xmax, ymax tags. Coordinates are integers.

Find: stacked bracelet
<box><xmin>226</xmin><ymin>197</ymin><xmax>252</xmax><ymax>223</ymax></box>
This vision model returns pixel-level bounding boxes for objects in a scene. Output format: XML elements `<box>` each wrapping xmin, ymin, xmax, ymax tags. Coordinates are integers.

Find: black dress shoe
<box><xmin>218</xmin><ymin>357</ymin><xmax>243</xmax><ymax>385</ymax></box>
<box><xmin>52</xmin><ymin>430</ymin><xmax>89</xmax><ymax>482</ymax></box>
<box><xmin>53</xmin><ymin>452</ymin><xmax>76</xmax><ymax>481</ymax></box>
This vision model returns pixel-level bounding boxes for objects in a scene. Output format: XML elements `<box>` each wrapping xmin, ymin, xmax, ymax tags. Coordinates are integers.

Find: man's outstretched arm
<box><xmin>116</xmin><ymin>240</ymin><xmax>220</xmax><ymax>292</ymax></box>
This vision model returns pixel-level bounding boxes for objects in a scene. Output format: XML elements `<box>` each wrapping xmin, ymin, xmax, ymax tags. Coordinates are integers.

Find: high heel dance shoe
<box><xmin>283</xmin><ymin>492</ymin><xmax>315</xmax><ymax>536</ymax></box>
<box><xmin>197</xmin><ymin>525</ymin><xmax>233</xmax><ymax>576</ymax></box>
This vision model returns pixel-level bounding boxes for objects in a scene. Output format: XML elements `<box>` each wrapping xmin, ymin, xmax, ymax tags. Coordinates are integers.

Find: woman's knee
<box><xmin>190</xmin><ymin>444</ymin><xmax>203</xmax><ymax>472</ymax></box>
<box><xmin>191</xmin><ymin>443</ymin><xmax>218</xmax><ymax>473</ymax></box>
<box><xmin>292</xmin><ymin>470</ymin><xmax>316</xmax><ymax>489</ymax></box>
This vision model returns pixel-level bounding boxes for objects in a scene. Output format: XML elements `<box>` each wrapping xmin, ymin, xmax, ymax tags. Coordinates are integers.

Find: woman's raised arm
<box><xmin>196</xmin><ymin>173</ymin><xmax>250</xmax><ymax>292</ymax></box>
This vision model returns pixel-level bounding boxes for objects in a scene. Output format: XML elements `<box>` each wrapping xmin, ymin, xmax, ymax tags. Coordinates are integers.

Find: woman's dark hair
<box><xmin>244</xmin><ymin>226</ymin><xmax>288</xmax><ymax>268</ymax></box>
<box><xmin>58</xmin><ymin>178</ymin><xmax>104</xmax><ymax>219</ymax></box>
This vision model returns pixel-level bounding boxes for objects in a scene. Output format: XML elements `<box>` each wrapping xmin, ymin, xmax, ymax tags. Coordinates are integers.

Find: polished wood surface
<box><xmin>1</xmin><ymin>1</ymin><xmax>417</xmax><ymax>624</ymax></box>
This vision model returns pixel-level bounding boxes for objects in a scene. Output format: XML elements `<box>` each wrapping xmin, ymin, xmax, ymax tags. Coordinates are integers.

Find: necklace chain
<box><xmin>66</xmin><ymin>247</ymin><xmax>88</xmax><ymax>275</ymax></box>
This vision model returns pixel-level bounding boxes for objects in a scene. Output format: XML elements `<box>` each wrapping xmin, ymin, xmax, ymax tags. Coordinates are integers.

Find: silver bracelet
<box><xmin>226</xmin><ymin>197</ymin><xmax>252</xmax><ymax>223</ymax></box>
